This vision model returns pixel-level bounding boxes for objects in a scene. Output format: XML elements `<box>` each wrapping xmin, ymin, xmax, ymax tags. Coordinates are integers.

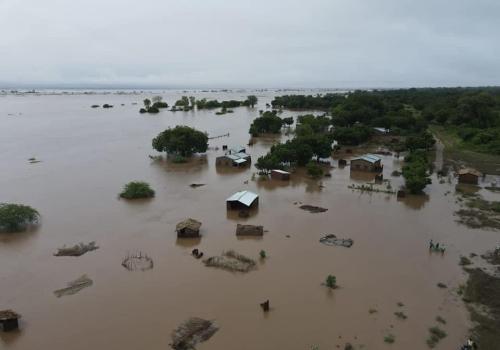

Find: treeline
<box><xmin>271</xmin><ymin>87</ymin><xmax>500</xmax><ymax>154</ymax></box>
<box><xmin>196</xmin><ymin>95</ymin><xmax>257</xmax><ymax>109</ymax></box>
<box><xmin>255</xmin><ymin>114</ymin><xmax>332</xmax><ymax>173</ymax></box>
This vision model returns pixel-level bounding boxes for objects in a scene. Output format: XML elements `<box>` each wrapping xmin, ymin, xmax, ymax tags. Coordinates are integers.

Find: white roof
<box><xmin>234</xmin><ymin>152</ymin><xmax>250</xmax><ymax>159</ymax></box>
<box><xmin>351</xmin><ymin>154</ymin><xmax>381</xmax><ymax>164</ymax></box>
<box><xmin>234</xmin><ymin>158</ymin><xmax>247</xmax><ymax>164</ymax></box>
<box><xmin>226</xmin><ymin>190</ymin><xmax>258</xmax><ymax>206</ymax></box>
<box><xmin>271</xmin><ymin>169</ymin><xmax>290</xmax><ymax>174</ymax></box>
<box><xmin>374</xmin><ymin>127</ymin><xmax>389</xmax><ymax>133</ymax></box>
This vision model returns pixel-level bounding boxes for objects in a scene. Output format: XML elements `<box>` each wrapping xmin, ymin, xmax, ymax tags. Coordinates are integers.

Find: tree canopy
<box><xmin>0</xmin><ymin>203</ymin><xmax>40</xmax><ymax>232</ymax></box>
<box><xmin>152</xmin><ymin>126</ymin><xmax>208</xmax><ymax>157</ymax></box>
<box><xmin>249</xmin><ymin>111</ymin><xmax>284</xmax><ymax>136</ymax></box>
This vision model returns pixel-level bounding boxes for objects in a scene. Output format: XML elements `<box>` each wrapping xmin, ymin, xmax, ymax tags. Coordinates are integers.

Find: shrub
<box><xmin>152</xmin><ymin>126</ymin><xmax>208</xmax><ymax>157</ymax></box>
<box><xmin>259</xmin><ymin>250</ymin><xmax>266</xmax><ymax>259</ymax></box>
<box><xmin>325</xmin><ymin>275</ymin><xmax>337</xmax><ymax>289</ymax></box>
<box><xmin>384</xmin><ymin>334</ymin><xmax>395</xmax><ymax>344</ymax></box>
<box><xmin>0</xmin><ymin>203</ymin><xmax>40</xmax><ymax>232</ymax></box>
<box><xmin>307</xmin><ymin>162</ymin><xmax>324</xmax><ymax>178</ymax></box>
<box><xmin>119</xmin><ymin>181</ymin><xmax>155</xmax><ymax>199</ymax></box>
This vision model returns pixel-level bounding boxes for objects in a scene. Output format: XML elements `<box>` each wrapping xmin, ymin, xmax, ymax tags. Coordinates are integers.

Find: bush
<box><xmin>325</xmin><ymin>275</ymin><xmax>337</xmax><ymax>289</ymax></box>
<box><xmin>306</xmin><ymin>162</ymin><xmax>324</xmax><ymax>178</ymax></box>
<box><xmin>0</xmin><ymin>203</ymin><xmax>40</xmax><ymax>232</ymax></box>
<box><xmin>119</xmin><ymin>181</ymin><xmax>155</xmax><ymax>199</ymax></box>
<box><xmin>249</xmin><ymin>111</ymin><xmax>284</xmax><ymax>136</ymax></box>
<box><xmin>259</xmin><ymin>250</ymin><xmax>266</xmax><ymax>258</ymax></box>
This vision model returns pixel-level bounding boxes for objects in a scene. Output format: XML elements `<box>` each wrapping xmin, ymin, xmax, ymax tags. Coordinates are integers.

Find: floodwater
<box><xmin>1</xmin><ymin>90</ymin><xmax>499</xmax><ymax>350</ymax></box>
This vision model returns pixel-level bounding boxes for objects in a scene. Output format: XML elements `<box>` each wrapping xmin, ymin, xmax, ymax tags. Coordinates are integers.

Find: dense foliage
<box><xmin>120</xmin><ymin>181</ymin><xmax>155</xmax><ymax>199</ymax></box>
<box><xmin>0</xmin><ymin>203</ymin><xmax>40</xmax><ymax>232</ymax></box>
<box><xmin>402</xmin><ymin>150</ymin><xmax>432</xmax><ymax>194</ymax></box>
<box><xmin>272</xmin><ymin>87</ymin><xmax>500</xmax><ymax>154</ymax></box>
<box><xmin>195</xmin><ymin>96</ymin><xmax>257</xmax><ymax>109</ymax></box>
<box><xmin>249</xmin><ymin>111</ymin><xmax>284</xmax><ymax>136</ymax></box>
<box><xmin>140</xmin><ymin>97</ymin><xmax>168</xmax><ymax>114</ymax></box>
<box><xmin>255</xmin><ymin>114</ymin><xmax>333</xmax><ymax>172</ymax></box>
<box><xmin>152</xmin><ymin>125</ymin><xmax>208</xmax><ymax>157</ymax></box>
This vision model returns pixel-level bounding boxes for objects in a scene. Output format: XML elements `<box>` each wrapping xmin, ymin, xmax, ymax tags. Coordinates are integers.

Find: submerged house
<box><xmin>271</xmin><ymin>169</ymin><xmax>290</xmax><ymax>181</ymax></box>
<box><xmin>458</xmin><ymin>168</ymin><xmax>481</xmax><ymax>185</ymax></box>
<box><xmin>350</xmin><ymin>154</ymin><xmax>383</xmax><ymax>172</ymax></box>
<box><xmin>216</xmin><ymin>146</ymin><xmax>251</xmax><ymax>167</ymax></box>
<box><xmin>226</xmin><ymin>190</ymin><xmax>259</xmax><ymax>210</ymax></box>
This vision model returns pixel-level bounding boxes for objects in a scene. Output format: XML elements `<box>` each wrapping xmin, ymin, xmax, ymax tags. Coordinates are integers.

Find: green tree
<box><xmin>120</xmin><ymin>181</ymin><xmax>155</xmax><ymax>199</ymax></box>
<box><xmin>152</xmin><ymin>125</ymin><xmax>208</xmax><ymax>157</ymax></box>
<box><xmin>143</xmin><ymin>98</ymin><xmax>151</xmax><ymax>110</ymax></box>
<box><xmin>0</xmin><ymin>203</ymin><xmax>40</xmax><ymax>232</ymax></box>
<box><xmin>175</xmin><ymin>96</ymin><xmax>190</xmax><ymax>107</ymax></box>
<box><xmin>249</xmin><ymin>111</ymin><xmax>283</xmax><ymax>136</ymax></box>
<box><xmin>246</xmin><ymin>95</ymin><xmax>258</xmax><ymax>108</ymax></box>
<box><xmin>325</xmin><ymin>275</ymin><xmax>337</xmax><ymax>289</ymax></box>
<box><xmin>189</xmin><ymin>96</ymin><xmax>196</xmax><ymax>108</ymax></box>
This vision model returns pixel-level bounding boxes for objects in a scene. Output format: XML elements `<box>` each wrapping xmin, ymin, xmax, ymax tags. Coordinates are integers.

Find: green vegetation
<box><xmin>152</xmin><ymin>126</ymin><xmax>208</xmax><ymax>157</ymax></box>
<box><xmin>119</xmin><ymin>181</ymin><xmax>155</xmax><ymax>199</ymax></box>
<box><xmin>455</xmin><ymin>193</ymin><xmax>500</xmax><ymax>230</ymax></box>
<box><xmin>437</xmin><ymin>282</ymin><xmax>447</xmax><ymax>289</ymax></box>
<box><xmin>384</xmin><ymin>334</ymin><xmax>395</xmax><ymax>344</ymax></box>
<box><xmin>140</xmin><ymin>97</ymin><xmax>168</xmax><ymax>114</ymax></box>
<box><xmin>249</xmin><ymin>111</ymin><xmax>284</xmax><ymax>136</ymax></box>
<box><xmin>325</xmin><ymin>275</ymin><xmax>337</xmax><ymax>289</ymax></box>
<box><xmin>463</xmin><ymin>267</ymin><xmax>500</xmax><ymax>349</ymax></box>
<box><xmin>246</xmin><ymin>95</ymin><xmax>258</xmax><ymax>108</ymax></box>
<box><xmin>195</xmin><ymin>96</ymin><xmax>257</xmax><ymax>110</ymax></box>
<box><xmin>0</xmin><ymin>203</ymin><xmax>40</xmax><ymax>232</ymax></box>
<box><xmin>259</xmin><ymin>250</ymin><xmax>266</xmax><ymax>259</ymax></box>
<box><xmin>460</xmin><ymin>256</ymin><xmax>472</xmax><ymax>266</ymax></box>
<box><xmin>426</xmin><ymin>326</ymin><xmax>447</xmax><ymax>348</ymax></box>
<box><xmin>402</xmin><ymin>150</ymin><xmax>432</xmax><ymax>194</ymax></box>
<box><xmin>306</xmin><ymin>161</ymin><xmax>324</xmax><ymax>178</ymax></box>
<box><xmin>394</xmin><ymin>311</ymin><xmax>407</xmax><ymax>320</ymax></box>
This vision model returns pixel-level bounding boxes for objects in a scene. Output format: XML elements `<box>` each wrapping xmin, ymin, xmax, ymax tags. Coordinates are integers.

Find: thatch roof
<box><xmin>176</xmin><ymin>218</ymin><xmax>202</xmax><ymax>232</ymax></box>
<box><xmin>458</xmin><ymin>168</ymin><xmax>481</xmax><ymax>177</ymax></box>
<box><xmin>0</xmin><ymin>310</ymin><xmax>20</xmax><ymax>321</ymax></box>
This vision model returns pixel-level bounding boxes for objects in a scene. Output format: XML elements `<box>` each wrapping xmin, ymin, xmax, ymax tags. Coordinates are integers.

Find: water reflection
<box><xmin>398</xmin><ymin>193</ymin><xmax>430</xmax><ymax>210</ymax></box>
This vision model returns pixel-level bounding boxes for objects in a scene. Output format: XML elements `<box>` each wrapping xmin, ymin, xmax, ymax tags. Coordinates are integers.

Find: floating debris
<box><xmin>299</xmin><ymin>205</ymin><xmax>328</xmax><ymax>213</ymax></box>
<box><xmin>28</xmin><ymin>157</ymin><xmax>41</xmax><ymax>164</ymax></box>
<box><xmin>236</xmin><ymin>224</ymin><xmax>263</xmax><ymax>236</ymax></box>
<box><xmin>319</xmin><ymin>234</ymin><xmax>353</xmax><ymax>248</ymax></box>
<box><xmin>189</xmin><ymin>183</ymin><xmax>205</xmax><ymax>188</ymax></box>
<box><xmin>171</xmin><ymin>317</ymin><xmax>219</xmax><ymax>350</ymax></box>
<box><xmin>260</xmin><ymin>300</ymin><xmax>270</xmax><ymax>312</ymax></box>
<box><xmin>122</xmin><ymin>251</ymin><xmax>154</xmax><ymax>271</ymax></box>
<box><xmin>53</xmin><ymin>274</ymin><xmax>93</xmax><ymax>298</ymax></box>
<box><xmin>54</xmin><ymin>241</ymin><xmax>99</xmax><ymax>257</ymax></box>
<box><xmin>203</xmin><ymin>250</ymin><xmax>256</xmax><ymax>272</ymax></box>
<box><xmin>192</xmin><ymin>249</ymin><xmax>204</xmax><ymax>259</ymax></box>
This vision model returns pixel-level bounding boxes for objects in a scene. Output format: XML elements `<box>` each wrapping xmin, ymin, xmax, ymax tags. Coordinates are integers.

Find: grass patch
<box><xmin>394</xmin><ymin>311</ymin><xmax>407</xmax><ymax>320</ymax></box>
<box><xmin>384</xmin><ymin>334</ymin><xmax>395</xmax><ymax>344</ymax></box>
<box><xmin>426</xmin><ymin>326</ymin><xmax>447</xmax><ymax>348</ymax></box>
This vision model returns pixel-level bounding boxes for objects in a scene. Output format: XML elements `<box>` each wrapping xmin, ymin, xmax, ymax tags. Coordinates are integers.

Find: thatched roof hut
<box><xmin>176</xmin><ymin>218</ymin><xmax>202</xmax><ymax>238</ymax></box>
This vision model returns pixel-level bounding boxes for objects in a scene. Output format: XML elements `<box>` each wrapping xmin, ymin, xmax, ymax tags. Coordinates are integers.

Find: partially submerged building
<box><xmin>216</xmin><ymin>146</ymin><xmax>251</xmax><ymax>167</ymax></box>
<box><xmin>176</xmin><ymin>218</ymin><xmax>202</xmax><ymax>238</ymax></box>
<box><xmin>226</xmin><ymin>190</ymin><xmax>259</xmax><ymax>210</ymax></box>
<box><xmin>0</xmin><ymin>310</ymin><xmax>20</xmax><ymax>332</ymax></box>
<box><xmin>350</xmin><ymin>154</ymin><xmax>383</xmax><ymax>172</ymax></box>
<box><xmin>458</xmin><ymin>168</ymin><xmax>481</xmax><ymax>185</ymax></box>
<box><xmin>270</xmin><ymin>169</ymin><xmax>290</xmax><ymax>181</ymax></box>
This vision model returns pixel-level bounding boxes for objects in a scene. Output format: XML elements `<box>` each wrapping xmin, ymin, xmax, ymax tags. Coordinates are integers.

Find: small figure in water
<box><xmin>440</xmin><ymin>244</ymin><xmax>446</xmax><ymax>255</ymax></box>
<box><xmin>429</xmin><ymin>239</ymin><xmax>434</xmax><ymax>250</ymax></box>
<box><xmin>435</xmin><ymin>242</ymin><xmax>440</xmax><ymax>250</ymax></box>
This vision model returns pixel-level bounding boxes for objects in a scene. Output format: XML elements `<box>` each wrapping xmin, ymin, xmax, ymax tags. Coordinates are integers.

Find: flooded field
<box><xmin>1</xmin><ymin>90</ymin><xmax>500</xmax><ymax>349</ymax></box>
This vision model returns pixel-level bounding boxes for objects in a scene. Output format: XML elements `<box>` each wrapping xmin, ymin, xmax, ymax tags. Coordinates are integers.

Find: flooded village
<box><xmin>1</xmin><ymin>89</ymin><xmax>499</xmax><ymax>350</ymax></box>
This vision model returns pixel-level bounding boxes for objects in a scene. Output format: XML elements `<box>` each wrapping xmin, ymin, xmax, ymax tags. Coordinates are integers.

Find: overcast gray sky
<box><xmin>1</xmin><ymin>0</ymin><xmax>499</xmax><ymax>88</ymax></box>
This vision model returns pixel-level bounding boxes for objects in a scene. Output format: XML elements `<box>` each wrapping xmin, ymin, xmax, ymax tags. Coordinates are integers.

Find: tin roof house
<box><xmin>216</xmin><ymin>146</ymin><xmax>251</xmax><ymax>167</ymax></box>
<box><xmin>226</xmin><ymin>190</ymin><xmax>259</xmax><ymax>210</ymax></box>
<box><xmin>350</xmin><ymin>154</ymin><xmax>383</xmax><ymax>172</ymax></box>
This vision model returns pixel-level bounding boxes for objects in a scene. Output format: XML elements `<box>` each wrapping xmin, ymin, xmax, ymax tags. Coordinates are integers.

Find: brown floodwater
<box><xmin>1</xmin><ymin>90</ymin><xmax>500</xmax><ymax>350</ymax></box>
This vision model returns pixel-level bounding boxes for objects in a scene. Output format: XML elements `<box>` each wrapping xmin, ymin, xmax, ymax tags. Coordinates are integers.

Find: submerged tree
<box><xmin>119</xmin><ymin>181</ymin><xmax>155</xmax><ymax>199</ymax></box>
<box><xmin>246</xmin><ymin>95</ymin><xmax>258</xmax><ymax>108</ymax></box>
<box><xmin>0</xmin><ymin>203</ymin><xmax>40</xmax><ymax>232</ymax></box>
<box><xmin>152</xmin><ymin>125</ymin><xmax>208</xmax><ymax>157</ymax></box>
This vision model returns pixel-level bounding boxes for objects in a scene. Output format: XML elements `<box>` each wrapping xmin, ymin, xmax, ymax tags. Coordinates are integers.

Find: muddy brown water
<box><xmin>1</xmin><ymin>90</ymin><xmax>500</xmax><ymax>350</ymax></box>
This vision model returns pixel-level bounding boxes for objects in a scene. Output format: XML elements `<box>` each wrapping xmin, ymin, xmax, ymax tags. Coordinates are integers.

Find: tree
<box><xmin>189</xmin><ymin>96</ymin><xmax>196</xmax><ymax>108</ymax></box>
<box><xmin>325</xmin><ymin>275</ymin><xmax>337</xmax><ymax>289</ymax></box>
<box><xmin>282</xmin><ymin>117</ymin><xmax>294</xmax><ymax>127</ymax></box>
<box><xmin>120</xmin><ymin>181</ymin><xmax>155</xmax><ymax>199</ymax></box>
<box><xmin>249</xmin><ymin>111</ymin><xmax>283</xmax><ymax>136</ymax></box>
<box><xmin>152</xmin><ymin>96</ymin><xmax>163</xmax><ymax>104</ymax></box>
<box><xmin>175</xmin><ymin>96</ymin><xmax>190</xmax><ymax>107</ymax></box>
<box><xmin>246</xmin><ymin>95</ymin><xmax>258</xmax><ymax>108</ymax></box>
<box><xmin>306</xmin><ymin>161</ymin><xmax>324</xmax><ymax>178</ymax></box>
<box><xmin>402</xmin><ymin>150</ymin><xmax>431</xmax><ymax>194</ymax></box>
<box><xmin>152</xmin><ymin>125</ymin><xmax>208</xmax><ymax>157</ymax></box>
<box><xmin>0</xmin><ymin>203</ymin><xmax>39</xmax><ymax>232</ymax></box>
<box><xmin>143</xmin><ymin>98</ymin><xmax>151</xmax><ymax>110</ymax></box>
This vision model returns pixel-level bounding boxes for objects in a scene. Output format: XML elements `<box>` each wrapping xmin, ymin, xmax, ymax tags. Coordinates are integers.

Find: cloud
<box><xmin>0</xmin><ymin>0</ymin><xmax>499</xmax><ymax>87</ymax></box>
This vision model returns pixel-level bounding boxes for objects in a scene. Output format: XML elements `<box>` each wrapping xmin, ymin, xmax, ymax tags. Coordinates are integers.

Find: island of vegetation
<box><xmin>119</xmin><ymin>182</ymin><xmax>155</xmax><ymax>199</ymax></box>
<box><xmin>140</xmin><ymin>96</ymin><xmax>169</xmax><ymax>114</ymax></box>
<box><xmin>0</xmin><ymin>203</ymin><xmax>40</xmax><ymax>232</ymax></box>
<box><xmin>152</xmin><ymin>125</ymin><xmax>208</xmax><ymax>163</ymax></box>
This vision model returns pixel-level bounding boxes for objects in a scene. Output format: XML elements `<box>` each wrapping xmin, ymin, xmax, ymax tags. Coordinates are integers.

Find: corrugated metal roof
<box><xmin>351</xmin><ymin>154</ymin><xmax>381</xmax><ymax>164</ymax></box>
<box><xmin>234</xmin><ymin>158</ymin><xmax>247</xmax><ymax>164</ymax></box>
<box><xmin>229</xmin><ymin>146</ymin><xmax>246</xmax><ymax>154</ymax></box>
<box><xmin>226</xmin><ymin>190</ymin><xmax>258</xmax><ymax>206</ymax></box>
<box><xmin>234</xmin><ymin>152</ymin><xmax>250</xmax><ymax>159</ymax></box>
<box><xmin>458</xmin><ymin>168</ymin><xmax>481</xmax><ymax>177</ymax></box>
<box><xmin>272</xmin><ymin>169</ymin><xmax>290</xmax><ymax>175</ymax></box>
